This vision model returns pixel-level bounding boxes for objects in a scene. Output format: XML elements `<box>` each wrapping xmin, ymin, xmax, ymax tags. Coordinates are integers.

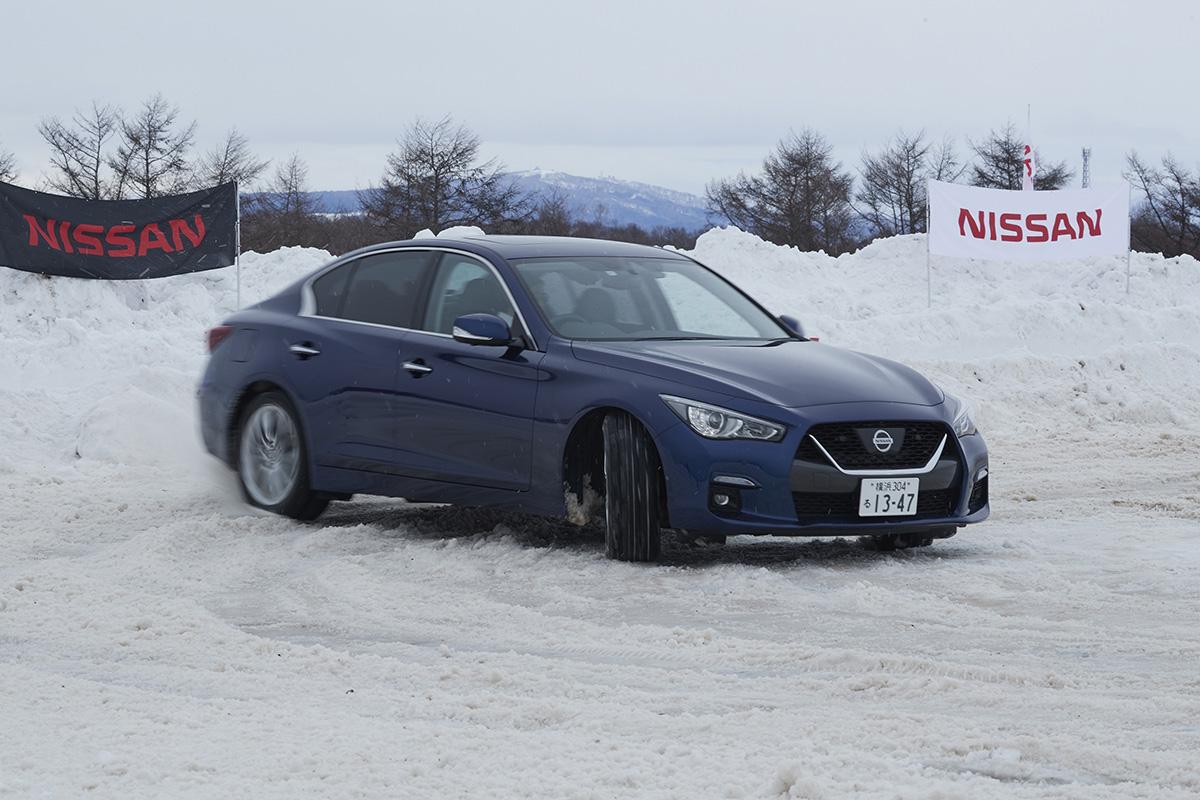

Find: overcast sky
<box><xmin>2</xmin><ymin>0</ymin><xmax>1195</xmax><ymax>196</ymax></box>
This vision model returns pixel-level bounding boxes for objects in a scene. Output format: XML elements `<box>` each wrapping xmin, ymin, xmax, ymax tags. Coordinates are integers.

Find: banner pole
<box><xmin>235</xmin><ymin>180</ymin><xmax>242</xmax><ymax>310</ymax></box>
<box><xmin>1125</xmin><ymin>182</ymin><xmax>1132</xmax><ymax>296</ymax></box>
<box><xmin>926</xmin><ymin>242</ymin><xmax>932</xmax><ymax>309</ymax></box>
<box><xmin>926</xmin><ymin>200</ymin><xmax>932</xmax><ymax>309</ymax></box>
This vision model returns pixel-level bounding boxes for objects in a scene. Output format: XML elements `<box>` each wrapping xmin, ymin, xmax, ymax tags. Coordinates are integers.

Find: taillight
<box><xmin>207</xmin><ymin>325</ymin><xmax>235</xmax><ymax>352</ymax></box>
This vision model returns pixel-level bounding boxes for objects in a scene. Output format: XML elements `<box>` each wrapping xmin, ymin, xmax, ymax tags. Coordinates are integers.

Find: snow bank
<box><xmin>3</xmin><ymin>231</ymin><xmax>1198</xmax><ymax>474</ymax></box>
<box><xmin>0</xmin><ymin>247</ymin><xmax>329</xmax><ymax>472</ymax></box>
<box><xmin>413</xmin><ymin>225</ymin><xmax>486</xmax><ymax>240</ymax></box>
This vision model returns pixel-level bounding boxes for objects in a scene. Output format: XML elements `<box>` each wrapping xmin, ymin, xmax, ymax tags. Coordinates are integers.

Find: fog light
<box><xmin>708</xmin><ymin>485</ymin><xmax>741</xmax><ymax>514</ymax></box>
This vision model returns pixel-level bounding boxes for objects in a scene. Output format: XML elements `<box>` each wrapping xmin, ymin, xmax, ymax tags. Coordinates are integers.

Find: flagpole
<box><xmin>1023</xmin><ymin>105</ymin><xmax>1035</xmax><ymax>191</ymax></box>
<box><xmin>1125</xmin><ymin>182</ymin><xmax>1132</xmax><ymax>295</ymax></box>
<box><xmin>235</xmin><ymin>180</ymin><xmax>242</xmax><ymax>310</ymax></box>
<box><xmin>926</xmin><ymin>195</ymin><xmax>932</xmax><ymax>308</ymax></box>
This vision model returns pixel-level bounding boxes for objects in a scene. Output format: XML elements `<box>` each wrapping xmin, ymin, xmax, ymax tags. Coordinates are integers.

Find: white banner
<box><xmin>927</xmin><ymin>180</ymin><xmax>1130</xmax><ymax>261</ymax></box>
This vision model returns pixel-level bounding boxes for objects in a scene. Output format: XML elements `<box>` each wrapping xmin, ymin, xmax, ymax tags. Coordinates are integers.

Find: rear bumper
<box><xmin>197</xmin><ymin>361</ymin><xmax>236</xmax><ymax>465</ymax></box>
<box><xmin>197</xmin><ymin>382</ymin><xmax>225</xmax><ymax>462</ymax></box>
<box><xmin>656</xmin><ymin>413</ymin><xmax>990</xmax><ymax>538</ymax></box>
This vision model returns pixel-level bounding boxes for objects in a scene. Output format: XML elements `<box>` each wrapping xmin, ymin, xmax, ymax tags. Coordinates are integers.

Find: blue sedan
<box><xmin>199</xmin><ymin>235</ymin><xmax>989</xmax><ymax>561</ymax></box>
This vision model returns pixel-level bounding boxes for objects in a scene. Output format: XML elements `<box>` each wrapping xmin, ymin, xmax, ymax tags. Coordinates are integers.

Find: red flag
<box><xmin>1022</xmin><ymin>144</ymin><xmax>1036</xmax><ymax>190</ymax></box>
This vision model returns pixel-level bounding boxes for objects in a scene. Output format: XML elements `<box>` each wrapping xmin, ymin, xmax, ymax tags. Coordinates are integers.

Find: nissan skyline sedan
<box><xmin>199</xmin><ymin>234</ymin><xmax>989</xmax><ymax>561</ymax></box>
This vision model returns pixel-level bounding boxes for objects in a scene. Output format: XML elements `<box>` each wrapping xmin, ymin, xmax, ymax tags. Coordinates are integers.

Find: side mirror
<box><xmin>779</xmin><ymin>314</ymin><xmax>806</xmax><ymax>338</ymax></box>
<box><xmin>452</xmin><ymin>313</ymin><xmax>514</xmax><ymax>347</ymax></box>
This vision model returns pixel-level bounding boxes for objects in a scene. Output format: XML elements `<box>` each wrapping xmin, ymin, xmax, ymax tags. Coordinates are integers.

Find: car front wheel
<box><xmin>602</xmin><ymin>411</ymin><xmax>662</xmax><ymax>562</ymax></box>
<box><xmin>237</xmin><ymin>392</ymin><xmax>328</xmax><ymax>521</ymax></box>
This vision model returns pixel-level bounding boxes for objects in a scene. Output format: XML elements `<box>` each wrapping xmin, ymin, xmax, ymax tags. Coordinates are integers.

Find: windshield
<box><xmin>510</xmin><ymin>256</ymin><xmax>791</xmax><ymax>341</ymax></box>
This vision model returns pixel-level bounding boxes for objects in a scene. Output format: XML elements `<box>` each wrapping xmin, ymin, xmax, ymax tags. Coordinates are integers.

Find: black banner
<box><xmin>0</xmin><ymin>182</ymin><xmax>237</xmax><ymax>279</ymax></box>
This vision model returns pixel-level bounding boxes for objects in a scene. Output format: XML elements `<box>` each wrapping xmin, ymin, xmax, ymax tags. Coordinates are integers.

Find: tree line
<box><xmin>239</xmin><ymin>117</ymin><xmax>700</xmax><ymax>254</ymax></box>
<box><xmin>2</xmin><ymin>96</ymin><xmax>1197</xmax><ymax>259</ymax></box>
<box><xmin>708</xmin><ymin>124</ymin><xmax>1196</xmax><ymax>258</ymax></box>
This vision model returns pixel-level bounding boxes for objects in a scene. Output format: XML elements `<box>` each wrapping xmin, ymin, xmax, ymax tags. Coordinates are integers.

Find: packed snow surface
<box><xmin>2</xmin><ymin>230</ymin><xmax>1198</xmax><ymax>798</ymax></box>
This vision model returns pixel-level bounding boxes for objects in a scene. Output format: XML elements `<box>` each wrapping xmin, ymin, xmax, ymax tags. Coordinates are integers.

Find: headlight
<box><xmin>944</xmin><ymin>391</ymin><xmax>978</xmax><ymax>437</ymax></box>
<box><xmin>661</xmin><ymin>395</ymin><xmax>786</xmax><ymax>441</ymax></box>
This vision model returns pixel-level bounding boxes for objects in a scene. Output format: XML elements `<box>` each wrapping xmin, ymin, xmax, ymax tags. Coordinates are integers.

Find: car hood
<box><xmin>571</xmin><ymin>339</ymin><xmax>943</xmax><ymax>408</ymax></box>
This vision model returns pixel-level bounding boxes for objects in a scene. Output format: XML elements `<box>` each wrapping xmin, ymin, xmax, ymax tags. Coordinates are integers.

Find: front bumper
<box><xmin>655</xmin><ymin>404</ymin><xmax>990</xmax><ymax>537</ymax></box>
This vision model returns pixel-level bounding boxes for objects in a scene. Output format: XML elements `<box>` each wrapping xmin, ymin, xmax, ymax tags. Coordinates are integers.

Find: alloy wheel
<box><xmin>240</xmin><ymin>403</ymin><xmax>301</xmax><ymax>507</ymax></box>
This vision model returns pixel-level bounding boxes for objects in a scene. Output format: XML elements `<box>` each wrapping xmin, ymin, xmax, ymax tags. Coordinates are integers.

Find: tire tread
<box><xmin>602</xmin><ymin>411</ymin><xmax>661</xmax><ymax>562</ymax></box>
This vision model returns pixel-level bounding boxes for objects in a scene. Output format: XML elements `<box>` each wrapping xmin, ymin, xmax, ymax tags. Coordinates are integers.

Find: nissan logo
<box><xmin>872</xmin><ymin>429</ymin><xmax>894</xmax><ymax>453</ymax></box>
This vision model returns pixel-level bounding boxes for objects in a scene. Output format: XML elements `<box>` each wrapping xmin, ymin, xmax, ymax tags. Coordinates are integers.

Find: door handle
<box><xmin>289</xmin><ymin>343</ymin><xmax>321</xmax><ymax>359</ymax></box>
<box><xmin>403</xmin><ymin>359</ymin><xmax>433</xmax><ymax>377</ymax></box>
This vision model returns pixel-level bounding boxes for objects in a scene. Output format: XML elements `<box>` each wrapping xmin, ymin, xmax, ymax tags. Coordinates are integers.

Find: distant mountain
<box><xmin>289</xmin><ymin>171</ymin><xmax>716</xmax><ymax>231</ymax></box>
<box><xmin>506</xmin><ymin>170</ymin><xmax>714</xmax><ymax>231</ymax></box>
<box><xmin>305</xmin><ymin>190</ymin><xmax>364</xmax><ymax>215</ymax></box>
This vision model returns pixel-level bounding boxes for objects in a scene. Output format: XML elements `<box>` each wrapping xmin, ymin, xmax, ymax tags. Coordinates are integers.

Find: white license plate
<box><xmin>859</xmin><ymin>478</ymin><xmax>920</xmax><ymax>517</ymax></box>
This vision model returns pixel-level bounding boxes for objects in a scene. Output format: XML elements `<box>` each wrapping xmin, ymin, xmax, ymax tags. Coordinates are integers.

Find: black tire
<box><xmin>602</xmin><ymin>411</ymin><xmax>662</xmax><ymax>562</ymax></box>
<box><xmin>236</xmin><ymin>391</ymin><xmax>329</xmax><ymax>521</ymax></box>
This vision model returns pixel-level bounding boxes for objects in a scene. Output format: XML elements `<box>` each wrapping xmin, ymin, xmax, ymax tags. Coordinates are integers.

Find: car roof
<box><xmin>354</xmin><ymin>234</ymin><xmax>691</xmax><ymax>261</ymax></box>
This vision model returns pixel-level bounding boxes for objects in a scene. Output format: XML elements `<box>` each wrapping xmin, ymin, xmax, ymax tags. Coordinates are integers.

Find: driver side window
<box><xmin>422</xmin><ymin>254</ymin><xmax>517</xmax><ymax>335</ymax></box>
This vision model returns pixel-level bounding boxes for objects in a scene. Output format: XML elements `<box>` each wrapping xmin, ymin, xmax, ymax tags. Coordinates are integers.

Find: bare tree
<box><xmin>0</xmin><ymin>144</ymin><xmax>15</xmax><ymax>183</ymax></box>
<box><xmin>38</xmin><ymin>103</ymin><xmax>120</xmax><ymax>198</ymax></box>
<box><xmin>242</xmin><ymin>154</ymin><xmax>324</xmax><ymax>251</ymax></box>
<box><xmin>857</xmin><ymin>130</ymin><xmax>924</xmax><ymax>237</ymax></box>
<box><xmin>109</xmin><ymin>94</ymin><xmax>197</xmax><ymax>199</ymax></box>
<box><xmin>969</xmin><ymin>123</ymin><xmax>1072</xmax><ymax>190</ymax></box>
<box><xmin>706</xmin><ymin>128</ymin><xmax>857</xmax><ymax>253</ymax></box>
<box><xmin>928</xmin><ymin>135</ymin><xmax>966</xmax><ymax>183</ymax></box>
<box><xmin>264</xmin><ymin>154</ymin><xmax>317</xmax><ymax>217</ymax></box>
<box><xmin>1125</xmin><ymin>151</ymin><xmax>1200</xmax><ymax>258</ymax></box>
<box><xmin>359</xmin><ymin>116</ymin><xmax>530</xmax><ymax>236</ymax></box>
<box><xmin>528</xmin><ymin>188</ymin><xmax>574</xmax><ymax>236</ymax></box>
<box><xmin>855</xmin><ymin>131</ymin><xmax>967</xmax><ymax>237</ymax></box>
<box><xmin>194</xmin><ymin>128</ymin><xmax>269</xmax><ymax>189</ymax></box>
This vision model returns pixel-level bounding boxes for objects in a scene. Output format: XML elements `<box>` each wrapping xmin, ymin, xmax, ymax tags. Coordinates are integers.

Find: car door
<box><xmin>286</xmin><ymin>249</ymin><xmax>437</xmax><ymax>471</ymax></box>
<box><xmin>391</xmin><ymin>250</ymin><xmax>545</xmax><ymax>490</ymax></box>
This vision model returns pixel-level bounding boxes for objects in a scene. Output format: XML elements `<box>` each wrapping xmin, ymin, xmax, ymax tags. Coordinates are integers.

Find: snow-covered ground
<box><xmin>2</xmin><ymin>230</ymin><xmax>1198</xmax><ymax>798</ymax></box>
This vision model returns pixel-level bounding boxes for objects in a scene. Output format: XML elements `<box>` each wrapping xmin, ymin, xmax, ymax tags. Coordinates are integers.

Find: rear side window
<box><xmin>338</xmin><ymin>251</ymin><xmax>435</xmax><ymax>328</ymax></box>
<box><xmin>310</xmin><ymin>264</ymin><xmax>351</xmax><ymax>316</ymax></box>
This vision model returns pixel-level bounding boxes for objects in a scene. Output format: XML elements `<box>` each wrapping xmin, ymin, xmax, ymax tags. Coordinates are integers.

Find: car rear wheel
<box><xmin>237</xmin><ymin>392</ymin><xmax>328</xmax><ymax>521</ymax></box>
<box><xmin>602</xmin><ymin>411</ymin><xmax>662</xmax><ymax>562</ymax></box>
